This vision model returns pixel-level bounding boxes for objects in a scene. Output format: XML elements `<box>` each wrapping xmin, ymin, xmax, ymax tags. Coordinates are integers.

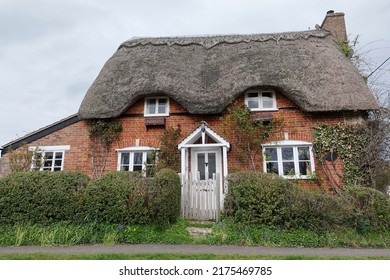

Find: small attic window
<box><xmin>245</xmin><ymin>90</ymin><xmax>277</xmax><ymax>111</ymax></box>
<box><xmin>144</xmin><ymin>97</ymin><xmax>169</xmax><ymax>117</ymax></box>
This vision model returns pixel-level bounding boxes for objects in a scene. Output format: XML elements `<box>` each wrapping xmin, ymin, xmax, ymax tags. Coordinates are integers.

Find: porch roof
<box><xmin>178</xmin><ymin>122</ymin><xmax>230</xmax><ymax>150</ymax></box>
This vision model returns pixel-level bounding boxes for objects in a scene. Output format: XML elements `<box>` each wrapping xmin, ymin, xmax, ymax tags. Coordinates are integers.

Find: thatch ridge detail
<box><xmin>120</xmin><ymin>30</ymin><xmax>329</xmax><ymax>50</ymax></box>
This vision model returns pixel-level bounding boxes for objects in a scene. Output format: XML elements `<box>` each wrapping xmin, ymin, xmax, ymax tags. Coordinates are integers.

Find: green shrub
<box><xmin>81</xmin><ymin>172</ymin><xmax>145</xmax><ymax>224</ymax></box>
<box><xmin>224</xmin><ymin>172</ymin><xmax>353</xmax><ymax>231</ymax></box>
<box><xmin>151</xmin><ymin>168</ymin><xmax>182</xmax><ymax>225</ymax></box>
<box><xmin>224</xmin><ymin>172</ymin><xmax>298</xmax><ymax>226</ymax></box>
<box><xmin>0</xmin><ymin>171</ymin><xmax>90</xmax><ymax>225</ymax></box>
<box><xmin>287</xmin><ymin>188</ymin><xmax>353</xmax><ymax>231</ymax></box>
<box><xmin>342</xmin><ymin>186</ymin><xmax>390</xmax><ymax>233</ymax></box>
<box><xmin>82</xmin><ymin>169</ymin><xmax>181</xmax><ymax>226</ymax></box>
<box><xmin>374</xmin><ymin>165</ymin><xmax>390</xmax><ymax>194</ymax></box>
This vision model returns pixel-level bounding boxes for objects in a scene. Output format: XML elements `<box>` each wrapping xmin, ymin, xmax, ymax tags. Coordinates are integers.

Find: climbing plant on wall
<box><xmin>6</xmin><ymin>144</ymin><xmax>39</xmax><ymax>173</ymax></box>
<box><xmin>88</xmin><ymin>119</ymin><xmax>122</xmax><ymax>179</ymax></box>
<box><xmin>155</xmin><ymin>125</ymin><xmax>182</xmax><ymax>172</ymax></box>
<box><xmin>313</xmin><ymin>122</ymin><xmax>383</xmax><ymax>191</ymax></box>
<box><xmin>222</xmin><ymin>102</ymin><xmax>283</xmax><ymax>172</ymax></box>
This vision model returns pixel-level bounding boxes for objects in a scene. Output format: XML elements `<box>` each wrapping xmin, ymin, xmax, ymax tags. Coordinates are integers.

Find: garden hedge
<box><xmin>224</xmin><ymin>172</ymin><xmax>296</xmax><ymax>226</ymax></box>
<box><xmin>0</xmin><ymin>171</ymin><xmax>90</xmax><ymax>225</ymax></box>
<box><xmin>82</xmin><ymin>168</ymin><xmax>181</xmax><ymax>226</ymax></box>
<box><xmin>0</xmin><ymin>169</ymin><xmax>181</xmax><ymax>226</ymax></box>
<box><xmin>343</xmin><ymin>186</ymin><xmax>390</xmax><ymax>233</ymax></box>
<box><xmin>224</xmin><ymin>172</ymin><xmax>390</xmax><ymax>232</ymax></box>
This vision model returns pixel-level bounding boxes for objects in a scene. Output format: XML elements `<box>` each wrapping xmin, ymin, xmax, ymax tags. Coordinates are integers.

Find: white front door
<box><xmin>192</xmin><ymin>148</ymin><xmax>221</xmax><ymax>181</ymax></box>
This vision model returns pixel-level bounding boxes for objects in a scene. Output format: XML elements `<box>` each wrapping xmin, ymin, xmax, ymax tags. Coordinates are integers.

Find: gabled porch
<box><xmin>178</xmin><ymin>122</ymin><xmax>230</xmax><ymax>221</ymax></box>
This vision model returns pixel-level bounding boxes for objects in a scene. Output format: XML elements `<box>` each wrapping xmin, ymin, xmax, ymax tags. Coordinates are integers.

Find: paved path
<box><xmin>1</xmin><ymin>244</ymin><xmax>390</xmax><ymax>257</ymax></box>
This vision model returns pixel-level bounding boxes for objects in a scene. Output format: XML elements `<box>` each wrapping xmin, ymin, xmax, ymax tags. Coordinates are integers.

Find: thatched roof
<box><xmin>78</xmin><ymin>29</ymin><xmax>378</xmax><ymax>119</ymax></box>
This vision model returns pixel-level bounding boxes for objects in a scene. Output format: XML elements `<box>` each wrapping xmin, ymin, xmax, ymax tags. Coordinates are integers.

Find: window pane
<box><xmin>145</xmin><ymin>151</ymin><xmax>155</xmax><ymax>177</ymax></box>
<box><xmin>53</xmin><ymin>166</ymin><xmax>62</xmax><ymax>171</ymax></box>
<box><xmin>265</xmin><ymin>148</ymin><xmax>277</xmax><ymax>161</ymax></box>
<box><xmin>146</xmin><ymin>151</ymin><xmax>153</xmax><ymax>164</ymax></box>
<box><xmin>283</xmin><ymin>162</ymin><xmax>295</xmax><ymax>175</ymax></box>
<box><xmin>45</xmin><ymin>152</ymin><xmax>53</xmax><ymax>160</ymax></box>
<box><xmin>298</xmin><ymin>147</ymin><xmax>310</xmax><ymax>160</ymax></box>
<box><xmin>132</xmin><ymin>152</ymin><xmax>143</xmax><ymax>172</ymax></box>
<box><xmin>282</xmin><ymin>147</ymin><xmax>293</xmax><ymax>160</ymax></box>
<box><xmin>208</xmin><ymin>153</ymin><xmax>216</xmax><ymax>179</ymax></box>
<box><xmin>121</xmin><ymin>165</ymin><xmax>129</xmax><ymax>171</ymax></box>
<box><xmin>133</xmin><ymin>152</ymin><xmax>143</xmax><ymax>164</ymax></box>
<box><xmin>121</xmin><ymin>153</ymin><xmax>130</xmax><ymax>165</ymax></box>
<box><xmin>299</xmin><ymin>161</ymin><xmax>311</xmax><ymax>175</ymax></box>
<box><xmin>54</xmin><ymin>160</ymin><xmax>62</xmax><ymax>167</ymax></box>
<box><xmin>266</xmin><ymin>162</ymin><xmax>279</xmax><ymax>174</ymax></box>
<box><xmin>197</xmin><ymin>153</ymin><xmax>205</xmax><ymax>180</ymax></box>
<box><xmin>147</xmin><ymin>99</ymin><xmax>156</xmax><ymax>114</ymax></box>
<box><xmin>247</xmin><ymin>92</ymin><xmax>258</xmax><ymax>98</ymax></box>
<box><xmin>156</xmin><ymin>98</ymin><xmax>166</xmax><ymax>114</ymax></box>
<box><xmin>43</xmin><ymin>160</ymin><xmax>53</xmax><ymax>169</ymax></box>
<box><xmin>262</xmin><ymin>92</ymin><xmax>273</xmax><ymax>99</ymax></box>
<box><xmin>262</xmin><ymin>100</ymin><xmax>274</xmax><ymax>108</ymax></box>
<box><xmin>262</xmin><ymin>92</ymin><xmax>274</xmax><ymax>108</ymax></box>
<box><xmin>158</xmin><ymin>104</ymin><xmax>166</xmax><ymax>114</ymax></box>
<box><xmin>55</xmin><ymin>152</ymin><xmax>63</xmax><ymax>159</ymax></box>
<box><xmin>133</xmin><ymin>165</ymin><xmax>142</xmax><ymax>172</ymax></box>
<box><xmin>247</xmin><ymin>100</ymin><xmax>259</xmax><ymax>109</ymax></box>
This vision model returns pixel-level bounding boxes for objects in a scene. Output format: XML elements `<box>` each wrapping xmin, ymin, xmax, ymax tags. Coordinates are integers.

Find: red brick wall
<box><xmin>0</xmin><ymin>90</ymin><xmax>363</xmax><ymax>193</ymax></box>
<box><xmin>0</xmin><ymin>120</ymin><xmax>91</xmax><ymax>176</ymax></box>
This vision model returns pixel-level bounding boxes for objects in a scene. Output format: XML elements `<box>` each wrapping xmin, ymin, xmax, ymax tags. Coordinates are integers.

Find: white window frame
<box><xmin>144</xmin><ymin>97</ymin><xmax>169</xmax><ymax>117</ymax></box>
<box><xmin>262</xmin><ymin>140</ymin><xmax>315</xmax><ymax>179</ymax></box>
<box><xmin>116</xmin><ymin>146</ymin><xmax>157</xmax><ymax>176</ymax></box>
<box><xmin>245</xmin><ymin>90</ymin><xmax>277</xmax><ymax>111</ymax></box>
<box><xmin>28</xmin><ymin>145</ymin><xmax>70</xmax><ymax>172</ymax></box>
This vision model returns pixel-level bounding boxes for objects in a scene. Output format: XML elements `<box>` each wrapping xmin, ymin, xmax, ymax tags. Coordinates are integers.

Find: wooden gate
<box><xmin>181</xmin><ymin>173</ymin><xmax>221</xmax><ymax>222</ymax></box>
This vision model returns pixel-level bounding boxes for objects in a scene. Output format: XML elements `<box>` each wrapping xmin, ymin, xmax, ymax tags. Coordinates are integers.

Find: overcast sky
<box><xmin>1</xmin><ymin>0</ymin><xmax>389</xmax><ymax>147</ymax></box>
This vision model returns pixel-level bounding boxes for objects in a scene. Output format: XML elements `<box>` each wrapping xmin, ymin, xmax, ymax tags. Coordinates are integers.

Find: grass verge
<box><xmin>1</xmin><ymin>219</ymin><xmax>390</xmax><ymax>248</ymax></box>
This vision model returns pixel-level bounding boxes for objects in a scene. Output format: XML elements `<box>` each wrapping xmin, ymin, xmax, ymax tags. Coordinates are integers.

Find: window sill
<box><xmin>248</xmin><ymin>108</ymin><xmax>278</xmax><ymax>112</ymax></box>
<box><xmin>144</xmin><ymin>114</ymin><xmax>169</xmax><ymax>117</ymax></box>
<box><xmin>282</xmin><ymin>175</ymin><xmax>315</xmax><ymax>180</ymax></box>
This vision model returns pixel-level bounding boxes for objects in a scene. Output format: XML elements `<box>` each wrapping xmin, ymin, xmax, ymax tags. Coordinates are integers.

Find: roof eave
<box><xmin>1</xmin><ymin>114</ymin><xmax>80</xmax><ymax>155</ymax></box>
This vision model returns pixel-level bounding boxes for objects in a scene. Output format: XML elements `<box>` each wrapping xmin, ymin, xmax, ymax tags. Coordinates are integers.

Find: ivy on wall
<box><xmin>313</xmin><ymin>124</ymin><xmax>370</xmax><ymax>190</ymax></box>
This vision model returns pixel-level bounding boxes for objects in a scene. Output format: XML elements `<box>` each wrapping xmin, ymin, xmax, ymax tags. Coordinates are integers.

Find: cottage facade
<box><xmin>0</xmin><ymin>12</ymin><xmax>378</xmax><ymax>213</ymax></box>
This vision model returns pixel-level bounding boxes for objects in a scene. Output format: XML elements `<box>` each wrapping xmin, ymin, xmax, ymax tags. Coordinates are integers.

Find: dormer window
<box><xmin>144</xmin><ymin>97</ymin><xmax>169</xmax><ymax>116</ymax></box>
<box><xmin>245</xmin><ymin>90</ymin><xmax>277</xmax><ymax>111</ymax></box>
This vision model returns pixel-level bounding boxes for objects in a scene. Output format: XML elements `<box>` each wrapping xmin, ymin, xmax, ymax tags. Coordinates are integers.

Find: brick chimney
<box><xmin>320</xmin><ymin>10</ymin><xmax>348</xmax><ymax>43</ymax></box>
